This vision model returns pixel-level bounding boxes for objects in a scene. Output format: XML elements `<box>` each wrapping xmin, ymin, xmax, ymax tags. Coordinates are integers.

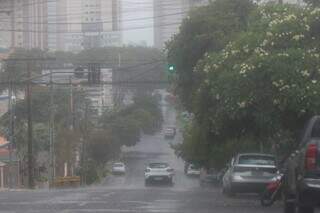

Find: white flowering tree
<box><xmin>180</xmin><ymin>5</ymin><xmax>320</xmax><ymax>167</ymax></box>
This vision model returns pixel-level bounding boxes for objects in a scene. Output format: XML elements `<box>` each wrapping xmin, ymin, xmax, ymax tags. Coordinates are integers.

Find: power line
<box><xmin>0</xmin><ymin>21</ymin><xmax>182</xmax><ymax>33</ymax></box>
<box><xmin>0</xmin><ymin>10</ymin><xmax>188</xmax><ymax>26</ymax></box>
<box><xmin>0</xmin><ymin>1</ymin><xmax>189</xmax><ymax>20</ymax></box>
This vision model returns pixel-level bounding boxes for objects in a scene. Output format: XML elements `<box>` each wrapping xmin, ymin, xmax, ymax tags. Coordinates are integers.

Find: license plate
<box><xmin>154</xmin><ymin>177</ymin><xmax>163</xmax><ymax>181</ymax></box>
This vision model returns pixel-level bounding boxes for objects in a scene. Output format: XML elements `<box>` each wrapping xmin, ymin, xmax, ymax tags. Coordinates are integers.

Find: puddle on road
<box><xmin>138</xmin><ymin>198</ymin><xmax>181</xmax><ymax>213</ymax></box>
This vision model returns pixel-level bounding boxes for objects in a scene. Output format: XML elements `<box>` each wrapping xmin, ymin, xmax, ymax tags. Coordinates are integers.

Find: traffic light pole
<box><xmin>8</xmin><ymin>81</ymin><xmax>13</xmax><ymax>189</ymax></box>
<box><xmin>27</xmin><ymin>61</ymin><xmax>34</xmax><ymax>189</ymax></box>
<box><xmin>49</xmin><ymin>71</ymin><xmax>55</xmax><ymax>187</ymax></box>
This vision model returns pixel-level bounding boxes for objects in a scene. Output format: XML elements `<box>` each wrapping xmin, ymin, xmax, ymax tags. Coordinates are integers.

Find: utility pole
<box><xmin>10</xmin><ymin>0</ymin><xmax>15</xmax><ymax>49</ymax></box>
<box><xmin>26</xmin><ymin>60</ymin><xmax>34</xmax><ymax>189</ymax></box>
<box><xmin>81</xmin><ymin>102</ymin><xmax>89</xmax><ymax>185</ymax></box>
<box><xmin>8</xmin><ymin>81</ymin><xmax>13</xmax><ymax>189</ymax></box>
<box><xmin>49</xmin><ymin>71</ymin><xmax>55</xmax><ymax>187</ymax></box>
<box><xmin>118</xmin><ymin>53</ymin><xmax>121</xmax><ymax>67</ymax></box>
<box><xmin>70</xmin><ymin>77</ymin><xmax>74</xmax><ymax>130</ymax></box>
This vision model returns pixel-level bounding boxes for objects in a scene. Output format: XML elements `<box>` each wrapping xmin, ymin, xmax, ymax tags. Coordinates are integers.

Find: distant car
<box><xmin>144</xmin><ymin>162</ymin><xmax>174</xmax><ymax>185</ymax></box>
<box><xmin>164</xmin><ymin>127</ymin><xmax>176</xmax><ymax>139</ymax></box>
<box><xmin>222</xmin><ymin>153</ymin><xmax>278</xmax><ymax>196</ymax></box>
<box><xmin>200</xmin><ymin>168</ymin><xmax>220</xmax><ymax>186</ymax></box>
<box><xmin>112</xmin><ymin>162</ymin><xmax>126</xmax><ymax>175</ymax></box>
<box><xmin>186</xmin><ymin>164</ymin><xmax>200</xmax><ymax>176</ymax></box>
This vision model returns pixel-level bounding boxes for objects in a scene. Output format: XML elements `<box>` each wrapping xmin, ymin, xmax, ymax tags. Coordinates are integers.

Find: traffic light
<box><xmin>88</xmin><ymin>63</ymin><xmax>101</xmax><ymax>84</ymax></box>
<box><xmin>167</xmin><ymin>64</ymin><xmax>176</xmax><ymax>75</ymax></box>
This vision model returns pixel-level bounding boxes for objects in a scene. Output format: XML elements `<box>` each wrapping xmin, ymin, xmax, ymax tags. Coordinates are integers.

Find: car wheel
<box><xmin>284</xmin><ymin>201</ymin><xmax>296</xmax><ymax>213</ymax></box>
<box><xmin>298</xmin><ymin>206</ymin><xmax>314</xmax><ymax>213</ymax></box>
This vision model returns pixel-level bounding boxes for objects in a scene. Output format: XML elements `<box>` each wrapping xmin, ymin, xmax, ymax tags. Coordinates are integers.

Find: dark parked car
<box><xmin>283</xmin><ymin>116</ymin><xmax>320</xmax><ymax>213</ymax></box>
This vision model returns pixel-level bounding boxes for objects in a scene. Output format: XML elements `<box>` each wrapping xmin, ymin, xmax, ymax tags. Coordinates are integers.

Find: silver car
<box><xmin>112</xmin><ymin>162</ymin><xmax>126</xmax><ymax>175</ymax></box>
<box><xmin>222</xmin><ymin>153</ymin><xmax>278</xmax><ymax>196</ymax></box>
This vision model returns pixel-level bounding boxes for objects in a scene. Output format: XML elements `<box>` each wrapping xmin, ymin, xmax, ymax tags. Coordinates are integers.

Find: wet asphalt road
<box><xmin>0</xmin><ymin>98</ymin><xmax>286</xmax><ymax>213</ymax></box>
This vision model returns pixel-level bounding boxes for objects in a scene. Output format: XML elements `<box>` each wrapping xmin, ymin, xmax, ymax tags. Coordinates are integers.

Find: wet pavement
<box><xmin>0</xmin><ymin>98</ymin><xmax>290</xmax><ymax>213</ymax></box>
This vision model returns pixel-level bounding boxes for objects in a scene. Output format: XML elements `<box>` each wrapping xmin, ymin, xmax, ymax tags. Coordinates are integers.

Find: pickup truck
<box><xmin>283</xmin><ymin>116</ymin><xmax>320</xmax><ymax>213</ymax></box>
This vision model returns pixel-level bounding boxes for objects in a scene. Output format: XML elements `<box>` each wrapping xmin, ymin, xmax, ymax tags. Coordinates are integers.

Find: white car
<box><xmin>164</xmin><ymin>127</ymin><xmax>176</xmax><ymax>139</ymax></box>
<box><xmin>112</xmin><ymin>162</ymin><xmax>126</xmax><ymax>175</ymax></box>
<box><xmin>144</xmin><ymin>163</ymin><xmax>174</xmax><ymax>185</ymax></box>
<box><xmin>186</xmin><ymin>164</ymin><xmax>200</xmax><ymax>176</ymax></box>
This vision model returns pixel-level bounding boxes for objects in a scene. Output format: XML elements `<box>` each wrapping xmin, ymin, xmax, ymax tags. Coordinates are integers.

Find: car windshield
<box><xmin>238</xmin><ymin>155</ymin><xmax>276</xmax><ymax>166</ymax></box>
<box><xmin>113</xmin><ymin>163</ymin><xmax>124</xmax><ymax>167</ymax></box>
<box><xmin>149</xmin><ymin>163</ymin><xmax>169</xmax><ymax>168</ymax></box>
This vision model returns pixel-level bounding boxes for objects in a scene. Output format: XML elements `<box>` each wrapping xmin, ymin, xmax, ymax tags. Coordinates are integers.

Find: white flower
<box><xmin>237</xmin><ymin>101</ymin><xmax>246</xmax><ymax>109</ymax></box>
<box><xmin>312</xmin><ymin>80</ymin><xmax>317</xmax><ymax>84</ymax></box>
<box><xmin>301</xmin><ymin>70</ymin><xmax>310</xmax><ymax>77</ymax></box>
<box><xmin>266</xmin><ymin>32</ymin><xmax>273</xmax><ymax>37</ymax></box>
<box><xmin>305</xmin><ymin>25</ymin><xmax>310</xmax><ymax>31</ymax></box>
<box><xmin>216</xmin><ymin>94</ymin><xmax>220</xmax><ymax>100</ymax></box>
<box><xmin>292</xmin><ymin>34</ymin><xmax>304</xmax><ymax>41</ymax></box>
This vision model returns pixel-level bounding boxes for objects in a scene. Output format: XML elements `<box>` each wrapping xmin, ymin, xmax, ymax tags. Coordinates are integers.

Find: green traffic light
<box><xmin>167</xmin><ymin>64</ymin><xmax>176</xmax><ymax>74</ymax></box>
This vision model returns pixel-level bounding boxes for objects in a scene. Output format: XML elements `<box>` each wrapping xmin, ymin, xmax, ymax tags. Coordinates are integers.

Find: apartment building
<box><xmin>61</xmin><ymin>0</ymin><xmax>121</xmax><ymax>52</ymax></box>
<box><xmin>0</xmin><ymin>0</ymin><xmax>121</xmax><ymax>52</ymax></box>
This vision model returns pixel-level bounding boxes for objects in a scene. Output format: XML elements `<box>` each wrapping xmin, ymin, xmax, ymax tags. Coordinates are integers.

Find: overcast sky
<box><xmin>121</xmin><ymin>0</ymin><xmax>154</xmax><ymax>46</ymax></box>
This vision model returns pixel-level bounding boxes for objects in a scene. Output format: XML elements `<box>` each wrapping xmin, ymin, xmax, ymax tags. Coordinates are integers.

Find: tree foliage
<box><xmin>99</xmin><ymin>94</ymin><xmax>163</xmax><ymax>148</ymax></box>
<box><xmin>174</xmin><ymin>4</ymin><xmax>320</xmax><ymax>168</ymax></box>
<box><xmin>304</xmin><ymin>0</ymin><xmax>320</xmax><ymax>7</ymax></box>
<box><xmin>166</xmin><ymin>0</ymin><xmax>255</xmax><ymax>110</ymax></box>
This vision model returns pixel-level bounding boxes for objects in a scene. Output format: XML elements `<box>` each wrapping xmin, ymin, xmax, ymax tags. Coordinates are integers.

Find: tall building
<box><xmin>153</xmin><ymin>0</ymin><xmax>209</xmax><ymax>49</ymax></box>
<box><xmin>0</xmin><ymin>0</ymin><xmax>47</xmax><ymax>50</ymax></box>
<box><xmin>23</xmin><ymin>0</ymin><xmax>48</xmax><ymax>50</ymax></box>
<box><xmin>0</xmin><ymin>0</ymin><xmax>121</xmax><ymax>52</ymax></box>
<box><xmin>0</xmin><ymin>0</ymin><xmax>24</xmax><ymax>49</ymax></box>
<box><xmin>60</xmin><ymin>0</ymin><xmax>122</xmax><ymax>52</ymax></box>
<box><xmin>0</xmin><ymin>0</ymin><xmax>13</xmax><ymax>49</ymax></box>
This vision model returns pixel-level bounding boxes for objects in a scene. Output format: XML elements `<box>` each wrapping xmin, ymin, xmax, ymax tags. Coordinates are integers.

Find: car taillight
<box><xmin>167</xmin><ymin>168</ymin><xmax>174</xmax><ymax>172</ymax></box>
<box><xmin>145</xmin><ymin>169</ymin><xmax>150</xmax><ymax>173</ymax></box>
<box><xmin>305</xmin><ymin>144</ymin><xmax>318</xmax><ymax>171</ymax></box>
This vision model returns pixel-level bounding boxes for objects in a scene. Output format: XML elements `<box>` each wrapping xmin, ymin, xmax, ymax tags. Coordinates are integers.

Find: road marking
<box><xmin>102</xmin><ymin>192</ymin><xmax>116</xmax><ymax>197</ymax></box>
<box><xmin>62</xmin><ymin>209</ymin><xmax>141</xmax><ymax>212</ymax></box>
<box><xmin>155</xmin><ymin>199</ymin><xmax>179</xmax><ymax>203</ymax></box>
<box><xmin>122</xmin><ymin>200</ymin><xmax>151</xmax><ymax>205</ymax></box>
